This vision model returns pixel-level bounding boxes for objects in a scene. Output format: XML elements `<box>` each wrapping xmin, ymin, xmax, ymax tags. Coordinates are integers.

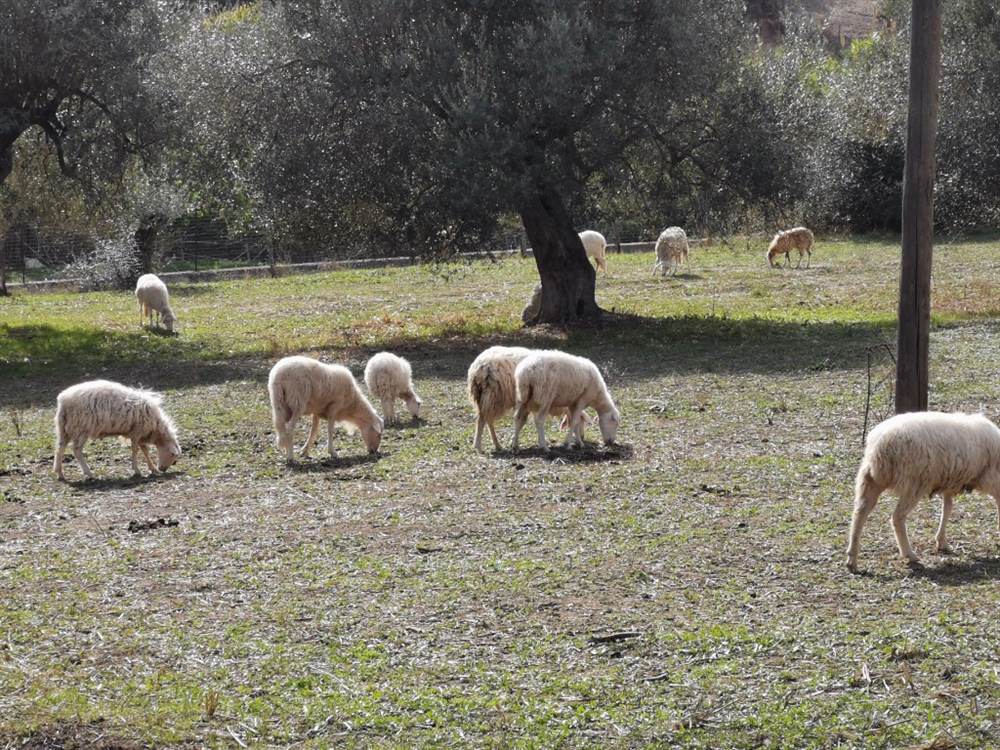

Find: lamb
<box><xmin>847</xmin><ymin>411</ymin><xmax>1000</xmax><ymax>572</ymax></box>
<box><xmin>579</xmin><ymin>230</ymin><xmax>608</xmax><ymax>272</ymax></box>
<box><xmin>135</xmin><ymin>273</ymin><xmax>176</xmax><ymax>331</ymax></box>
<box><xmin>653</xmin><ymin>227</ymin><xmax>689</xmax><ymax>276</ymax></box>
<box><xmin>767</xmin><ymin>227</ymin><xmax>814</xmax><ymax>268</ymax></box>
<box><xmin>364</xmin><ymin>351</ymin><xmax>422</xmax><ymax>423</ymax></box>
<box><xmin>511</xmin><ymin>350</ymin><xmax>620</xmax><ymax>451</ymax></box>
<box><xmin>268</xmin><ymin>355</ymin><xmax>383</xmax><ymax>462</ymax></box>
<box><xmin>53</xmin><ymin>380</ymin><xmax>181</xmax><ymax>480</ymax></box>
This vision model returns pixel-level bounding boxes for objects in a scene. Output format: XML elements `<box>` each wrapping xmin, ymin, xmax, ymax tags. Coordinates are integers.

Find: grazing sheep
<box><xmin>511</xmin><ymin>350</ymin><xmax>620</xmax><ymax>451</ymax></box>
<box><xmin>468</xmin><ymin>345</ymin><xmax>535</xmax><ymax>451</ymax></box>
<box><xmin>268</xmin><ymin>355</ymin><xmax>383</xmax><ymax>462</ymax></box>
<box><xmin>53</xmin><ymin>380</ymin><xmax>181</xmax><ymax>481</ymax></box>
<box><xmin>467</xmin><ymin>346</ymin><xmax>587</xmax><ymax>451</ymax></box>
<box><xmin>579</xmin><ymin>230</ymin><xmax>608</xmax><ymax>272</ymax></box>
<box><xmin>847</xmin><ymin>411</ymin><xmax>1000</xmax><ymax>572</ymax></box>
<box><xmin>135</xmin><ymin>273</ymin><xmax>176</xmax><ymax>331</ymax></box>
<box><xmin>521</xmin><ymin>284</ymin><xmax>543</xmax><ymax>324</ymax></box>
<box><xmin>653</xmin><ymin>227</ymin><xmax>689</xmax><ymax>276</ymax></box>
<box><xmin>767</xmin><ymin>227</ymin><xmax>814</xmax><ymax>268</ymax></box>
<box><xmin>364</xmin><ymin>351</ymin><xmax>422</xmax><ymax>423</ymax></box>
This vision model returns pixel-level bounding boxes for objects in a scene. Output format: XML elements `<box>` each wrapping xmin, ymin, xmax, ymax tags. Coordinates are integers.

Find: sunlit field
<box><xmin>2</xmin><ymin>236</ymin><xmax>1000</xmax><ymax>748</ymax></box>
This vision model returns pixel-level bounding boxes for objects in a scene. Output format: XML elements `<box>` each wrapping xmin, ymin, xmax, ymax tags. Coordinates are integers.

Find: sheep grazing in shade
<box><xmin>511</xmin><ymin>350</ymin><xmax>620</xmax><ymax>451</ymax></box>
<box><xmin>268</xmin><ymin>355</ymin><xmax>383</xmax><ymax>462</ymax></box>
<box><xmin>579</xmin><ymin>230</ymin><xmax>607</xmax><ymax>272</ymax></box>
<box><xmin>364</xmin><ymin>351</ymin><xmax>422</xmax><ymax>424</ymax></box>
<box><xmin>135</xmin><ymin>273</ymin><xmax>176</xmax><ymax>331</ymax></box>
<box><xmin>653</xmin><ymin>227</ymin><xmax>689</xmax><ymax>276</ymax></box>
<box><xmin>53</xmin><ymin>380</ymin><xmax>181</xmax><ymax>480</ymax></box>
<box><xmin>767</xmin><ymin>227</ymin><xmax>814</xmax><ymax>268</ymax></box>
<box><xmin>847</xmin><ymin>411</ymin><xmax>1000</xmax><ymax>572</ymax></box>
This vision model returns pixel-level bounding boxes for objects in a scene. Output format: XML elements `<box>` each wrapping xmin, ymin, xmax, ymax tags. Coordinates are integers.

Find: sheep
<box><xmin>268</xmin><ymin>355</ymin><xmax>383</xmax><ymax>462</ymax></box>
<box><xmin>846</xmin><ymin>411</ymin><xmax>1000</xmax><ymax>572</ymax></box>
<box><xmin>653</xmin><ymin>227</ymin><xmax>689</xmax><ymax>276</ymax></box>
<box><xmin>135</xmin><ymin>273</ymin><xmax>176</xmax><ymax>331</ymax></box>
<box><xmin>467</xmin><ymin>345</ymin><xmax>534</xmax><ymax>451</ymax></box>
<box><xmin>767</xmin><ymin>227</ymin><xmax>814</xmax><ymax>269</ymax></box>
<box><xmin>467</xmin><ymin>345</ymin><xmax>590</xmax><ymax>451</ymax></box>
<box><xmin>364</xmin><ymin>351</ymin><xmax>422</xmax><ymax>424</ymax></box>
<box><xmin>579</xmin><ymin>230</ymin><xmax>608</xmax><ymax>272</ymax></box>
<box><xmin>522</xmin><ymin>284</ymin><xmax>543</xmax><ymax>324</ymax></box>
<box><xmin>53</xmin><ymin>380</ymin><xmax>181</xmax><ymax>481</ymax></box>
<box><xmin>511</xmin><ymin>350</ymin><xmax>620</xmax><ymax>451</ymax></box>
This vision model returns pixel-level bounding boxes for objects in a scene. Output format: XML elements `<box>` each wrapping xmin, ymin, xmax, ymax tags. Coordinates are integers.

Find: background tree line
<box><xmin>1</xmin><ymin>0</ymin><xmax>998</xmax><ymax>318</ymax></box>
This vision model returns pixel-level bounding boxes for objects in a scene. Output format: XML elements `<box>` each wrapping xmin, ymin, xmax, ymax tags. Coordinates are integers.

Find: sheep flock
<box><xmin>52</xmin><ymin>225</ymin><xmax>1000</xmax><ymax>576</ymax></box>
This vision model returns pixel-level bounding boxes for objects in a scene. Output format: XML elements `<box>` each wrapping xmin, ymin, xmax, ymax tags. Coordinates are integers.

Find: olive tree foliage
<box><xmin>758</xmin><ymin>1</ymin><xmax>1000</xmax><ymax>232</ymax></box>
<box><xmin>266</xmin><ymin>0</ymin><xmax>757</xmax><ymax>324</ymax></box>
<box><xmin>0</xmin><ymin>0</ymin><xmax>173</xmax><ymax>291</ymax></box>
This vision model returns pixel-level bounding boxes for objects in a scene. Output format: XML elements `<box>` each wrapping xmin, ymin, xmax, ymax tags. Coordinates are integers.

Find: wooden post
<box><xmin>895</xmin><ymin>0</ymin><xmax>941</xmax><ymax>414</ymax></box>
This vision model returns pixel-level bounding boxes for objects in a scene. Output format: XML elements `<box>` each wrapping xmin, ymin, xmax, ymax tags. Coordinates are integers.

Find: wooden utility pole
<box><xmin>896</xmin><ymin>0</ymin><xmax>941</xmax><ymax>414</ymax></box>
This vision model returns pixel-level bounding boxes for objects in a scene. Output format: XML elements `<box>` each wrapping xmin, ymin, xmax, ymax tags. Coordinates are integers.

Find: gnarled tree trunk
<box><xmin>519</xmin><ymin>186</ymin><xmax>599</xmax><ymax>325</ymax></box>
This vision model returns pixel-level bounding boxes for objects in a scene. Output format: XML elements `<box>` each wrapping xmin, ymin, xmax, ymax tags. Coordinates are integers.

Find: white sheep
<box><xmin>364</xmin><ymin>351</ymin><xmax>422</xmax><ymax>423</ymax></box>
<box><xmin>847</xmin><ymin>411</ymin><xmax>1000</xmax><ymax>572</ymax></box>
<box><xmin>579</xmin><ymin>230</ymin><xmax>608</xmax><ymax>272</ymax></box>
<box><xmin>653</xmin><ymin>227</ymin><xmax>689</xmax><ymax>276</ymax></box>
<box><xmin>268</xmin><ymin>355</ymin><xmax>383</xmax><ymax>462</ymax></box>
<box><xmin>467</xmin><ymin>345</ymin><xmax>590</xmax><ymax>451</ymax></box>
<box><xmin>521</xmin><ymin>284</ymin><xmax>543</xmax><ymax>324</ymax></box>
<box><xmin>53</xmin><ymin>380</ymin><xmax>181</xmax><ymax>480</ymax></box>
<box><xmin>467</xmin><ymin>345</ymin><xmax>534</xmax><ymax>451</ymax></box>
<box><xmin>135</xmin><ymin>273</ymin><xmax>176</xmax><ymax>331</ymax></box>
<box><xmin>511</xmin><ymin>350</ymin><xmax>620</xmax><ymax>451</ymax></box>
<box><xmin>767</xmin><ymin>227</ymin><xmax>814</xmax><ymax>268</ymax></box>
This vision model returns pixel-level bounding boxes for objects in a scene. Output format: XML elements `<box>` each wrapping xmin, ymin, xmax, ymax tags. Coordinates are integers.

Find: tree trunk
<box><xmin>896</xmin><ymin>0</ymin><xmax>941</xmax><ymax>414</ymax></box>
<box><xmin>518</xmin><ymin>186</ymin><xmax>599</xmax><ymax>325</ymax></box>
<box><xmin>134</xmin><ymin>213</ymin><xmax>166</xmax><ymax>279</ymax></box>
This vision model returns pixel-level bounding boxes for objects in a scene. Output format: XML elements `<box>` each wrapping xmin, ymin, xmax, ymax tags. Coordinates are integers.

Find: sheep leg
<box><xmin>130</xmin><ymin>440</ymin><xmax>142</xmax><ymax>476</ymax></box>
<box><xmin>140</xmin><ymin>444</ymin><xmax>157</xmax><ymax>473</ymax></box>
<box><xmin>54</xmin><ymin>440</ymin><xmax>67</xmax><ymax>480</ymax></box>
<box><xmin>511</xmin><ymin>403</ymin><xmax>531</xmax><ymax>452</ymax></box>
<box><xmin>301</xmin><ymin>415</ymin><xmax>321</xmax><ymax>457</ymax></box>
<box><xmin>72</xmin><ymin>440</ymin><xmax>93</xmax><ymax>480</ymax></box>
<box><xmin>846</xmin><ymin>475</ymin><xmax>883</xmax><ymax>571</ymax></box>
<box><xmin>534</xmin><ymin>411</ymin><xmax>549</xmax><ymax>451</ymax></box>
<box><xmin>326</xmin><ymin>418</ymin><xmax>338</xmax><ymax>458</ymax></box>
<box><xmin>382</xmin><ymin>397</ymin><xmax>395</xmax><ymax>425</ymax></box>
<box><xmin>891</xmin><ymin>493</ymin><xmax>922</xmax><ymax>565</ymax></box>
<box><xmin>805</xmin><ymin>250</ymin><xmax>811</xmax><ymax>269</ymax></box>
<box><xmin>281</xmin><ymin>417</ymin><xmax>298</xmax><ymax>462</ymax></box>
<box><xmin>487</xmin><ymin>421</ymin><xmax>502</xmax><ymax>451</ymax></box>
<box><xmin>473</xmin><ymin>417</ymin><xmax>485</xmax><ymax>451</ymax></box>
<box><xmin>934</xmin><ymin>494</ymin><xmax>955</xmax><ymax>554</ymax></box>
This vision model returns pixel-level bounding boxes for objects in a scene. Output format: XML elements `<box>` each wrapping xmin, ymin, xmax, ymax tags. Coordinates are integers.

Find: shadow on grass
<box><xmin>66</xmin><ymin>470</ymin><xmax>184</xmax><ymax>493</ymax></box>
<box><xmin>284</xmin><ymin>453</ymin><xmax>381</xmax><ymax>472</ymax></box>
<box><xmin>499</xmin><ymin>443</ymin><xmax>633</xmax><ymax>464</ymax></box>
<box><xmin>907</xmin><ymin>554</ymin><xmax>1000</xmax><ymax>586</ymax></box>
<box><xmin>141</xmin><ymin>325</ymin><xmax>178</xmax><ymax>337</ymax></box>
<box><xmin>0</xmin><ymin>721</ymin><xmax>143</xmax><ymax>750</ymax></box>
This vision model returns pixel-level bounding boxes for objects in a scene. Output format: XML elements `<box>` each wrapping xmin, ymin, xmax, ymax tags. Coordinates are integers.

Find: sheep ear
<box><xmin>374</xmin><ymin>418</ymin><xmax>384</xmax><ymax>434</ymax></box>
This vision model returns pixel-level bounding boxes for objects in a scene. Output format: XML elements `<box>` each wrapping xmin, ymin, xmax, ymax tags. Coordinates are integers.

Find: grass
<box><xmin>2</xmin><ymin>235</ymin><xmax>1000</xmax><ymax>748</ymax></box>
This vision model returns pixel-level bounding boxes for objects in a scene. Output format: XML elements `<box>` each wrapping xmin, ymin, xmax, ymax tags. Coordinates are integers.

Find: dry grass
<box><xmin>2</xmin><ymin>236</ymin><xmax>1000</xmax><ymax>748</ymax></box>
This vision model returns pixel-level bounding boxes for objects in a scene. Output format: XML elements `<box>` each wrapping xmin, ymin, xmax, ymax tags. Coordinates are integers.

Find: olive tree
<box><xmin>281</xmin><ymin>0</ymin><xmax>754</xmax><ymax>324</ymax></box>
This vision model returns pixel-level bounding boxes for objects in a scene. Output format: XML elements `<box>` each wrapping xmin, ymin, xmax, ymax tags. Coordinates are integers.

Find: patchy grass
<box><xmin>2</xmin><ymin>236</ymin><xmax>1000</xmax><ymax>748</ymax></box>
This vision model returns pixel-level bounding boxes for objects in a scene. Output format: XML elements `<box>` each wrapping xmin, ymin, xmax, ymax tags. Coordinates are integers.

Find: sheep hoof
<box><xmin>905</xmin><ymin>557</ymin><xmax>924</xmax><ymax>569</ymax></box>
<box><xmin>934</xmin><ymin>544</ymin><xmax>953</xmax><ymax>555</ymax></box>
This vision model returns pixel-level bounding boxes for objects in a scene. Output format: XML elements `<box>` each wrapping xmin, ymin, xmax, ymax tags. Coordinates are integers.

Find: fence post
<box><xmin>614</xmin><ymin>222</ymin><xmax>622</xmax><ymax>254</ymax></box>
<box><xmin>519</xmin><ymin>232</ymin><xmax>527</xmax><ymax>258</ymax></box>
